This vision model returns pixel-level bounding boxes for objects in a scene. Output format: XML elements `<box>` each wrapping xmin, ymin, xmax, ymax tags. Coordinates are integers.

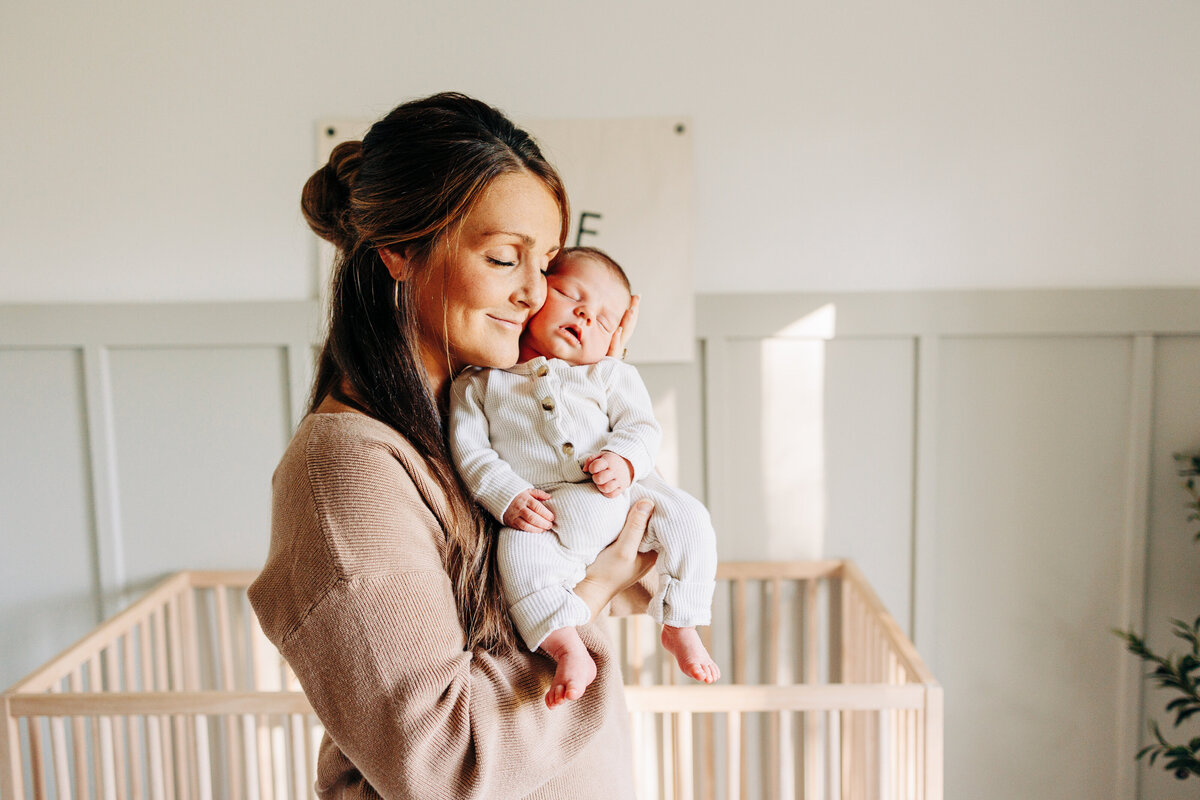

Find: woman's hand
<box><xmin>606</xmin><ymin>295</ymin><xmax>641</xmax><ymax>358</ymax></box>
<box><xmin>574</xmin><ymin>500</ymin><xmax>657</xmax><ymax>622</ymax></box>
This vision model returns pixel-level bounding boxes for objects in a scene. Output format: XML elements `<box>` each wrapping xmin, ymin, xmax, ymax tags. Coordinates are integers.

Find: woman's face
<box><xmin>411</xmin><ymin>170</ymin><xmax>562</xmax><ymax>388</ymax></box>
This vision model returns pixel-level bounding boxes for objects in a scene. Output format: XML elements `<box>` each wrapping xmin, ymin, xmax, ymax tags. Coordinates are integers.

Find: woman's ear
<box><xmin>379</xmin><ymin>247</ymin><xmax>412</xmax><ymax>281</ymax></box>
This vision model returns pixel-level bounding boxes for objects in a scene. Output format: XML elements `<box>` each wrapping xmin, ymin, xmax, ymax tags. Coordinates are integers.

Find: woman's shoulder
<box><xmin>275</xmin><ymin>412</ymin><xmax>451</xmax><ymax>573</ymax></box>
<box><xmin>277</xmin><ymin>411</ymin><xmax>427</xmax><ymax>485</ymax></box>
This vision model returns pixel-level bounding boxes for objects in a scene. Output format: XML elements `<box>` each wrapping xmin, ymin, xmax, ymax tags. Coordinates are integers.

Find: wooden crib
<box><xmin>1</xmin><ymin>561</ymin><xmax>941</xmax><ymax>800</ymax></box>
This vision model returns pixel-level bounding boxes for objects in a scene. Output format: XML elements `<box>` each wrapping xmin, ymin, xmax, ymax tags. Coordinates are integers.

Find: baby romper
<box><xmin>450</xmin><ymin>356</ymin><xmax>718</xmax><ymax>651</ymax></box>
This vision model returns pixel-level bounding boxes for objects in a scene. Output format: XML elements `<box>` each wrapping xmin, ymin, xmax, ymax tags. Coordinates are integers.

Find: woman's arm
<box><xmin>574</xmin><ymin>499</ymin><xmax>657</xmax><ymax>621</ymax></box>
<box><xmin>250</xmin><ymin>416</ymin><xmax>628</xmax><ymax>799</ymax></box>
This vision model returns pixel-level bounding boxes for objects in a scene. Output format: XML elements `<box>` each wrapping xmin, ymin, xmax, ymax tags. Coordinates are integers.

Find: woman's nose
<box><xmin>517</xmin><ymin>267</ymin><xmax>547</xmax><ymax>309</ymax></box>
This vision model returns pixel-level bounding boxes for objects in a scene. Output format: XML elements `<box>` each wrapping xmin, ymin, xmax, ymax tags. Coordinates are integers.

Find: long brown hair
<box><xmin>301</xmin><ymin>92</ymin><xmax>569</xmax><ymax>653</ymax></box>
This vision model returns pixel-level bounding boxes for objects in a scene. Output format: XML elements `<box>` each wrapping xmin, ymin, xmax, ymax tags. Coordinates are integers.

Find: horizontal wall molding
<box><xmin>698</xmin><ymin>288</ymin><xmax>1200</xmax><ymax>339</ymax></box>
<box><xmin>0</xmin><ymin>302</ymin><xmax>321</xmax><ymax>347</ymax></box>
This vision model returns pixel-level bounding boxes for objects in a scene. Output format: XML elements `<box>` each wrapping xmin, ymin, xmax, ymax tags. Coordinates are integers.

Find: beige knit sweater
<box><xmin>248</xmin><ymin>412</ymin><xmax>637</xmax><ymax>800</ymax></box>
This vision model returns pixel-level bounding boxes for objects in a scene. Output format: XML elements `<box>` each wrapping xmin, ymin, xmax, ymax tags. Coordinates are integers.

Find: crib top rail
<box><xmin>4</xmin><ymin>561</ymin><xmax>937</xmax><ymax>697</ymax></box>
<box><xmin>840</xmin><ymin>561</ymin><xmax>936</xmax><ymax>685</ymax></box>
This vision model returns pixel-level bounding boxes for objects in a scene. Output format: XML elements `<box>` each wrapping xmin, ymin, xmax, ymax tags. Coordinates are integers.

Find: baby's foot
<box><xmin>541</xmin><ymin>627</ymin><xmax>598</xmax><ymax>708</ymax></box>
<box><xmin>661</xmin><ymin>625</ymin><xmax>721</xmax><ymax>684</ymax></box>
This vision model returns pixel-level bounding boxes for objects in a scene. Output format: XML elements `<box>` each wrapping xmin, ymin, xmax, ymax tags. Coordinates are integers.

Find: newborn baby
<box><xmin>450</xmin><ymin>247</ymin><xmax>719</xmax><ymax>707</ymax></box>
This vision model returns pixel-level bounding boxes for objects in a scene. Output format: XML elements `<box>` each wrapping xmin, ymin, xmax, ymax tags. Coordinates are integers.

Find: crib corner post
<box><xmin>0</xmin><ymin>694</ymin><xmax>25</xmax><ymax>800</ymax></box>
<box><xmin>922</xmin><ymin>686</ymin><xmax>944</xmax><ymax>800</ymax></box>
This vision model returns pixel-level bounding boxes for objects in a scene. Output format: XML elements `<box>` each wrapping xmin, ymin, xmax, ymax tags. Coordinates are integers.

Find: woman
<box><xmin>248</xmin><ymin>92</ymin><xmax>654</xmax><ymax>799</ymax></box>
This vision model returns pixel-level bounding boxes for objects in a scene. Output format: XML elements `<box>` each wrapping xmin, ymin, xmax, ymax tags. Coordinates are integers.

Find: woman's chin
<box><xmin>481</xmin><ymin>344</ymin><xmax>521</xmax><ymax>370</ymax></box>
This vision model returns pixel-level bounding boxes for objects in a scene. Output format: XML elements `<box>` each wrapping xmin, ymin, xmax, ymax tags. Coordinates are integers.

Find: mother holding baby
<box><xmin>248</xmin><ymin>93</ymin><xmax>655</xmax><ymax>799</ymax></box>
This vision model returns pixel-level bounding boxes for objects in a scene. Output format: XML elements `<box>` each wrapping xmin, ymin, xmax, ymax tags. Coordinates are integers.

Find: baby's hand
<box><xmin>584</xmin><ymin>451</ymin><xmax>634</xmax><ymax>498</ymax></box>
<box><xmin>503</xmin><ymin>489</ymin><xmax>555</xmax><ymax>533</ymax></box>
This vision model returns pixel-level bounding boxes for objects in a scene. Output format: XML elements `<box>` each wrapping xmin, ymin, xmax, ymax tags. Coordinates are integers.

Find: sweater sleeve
<box><xmin>249</xmin><ymin>417</ymin><xmax>617</xmax><ymax>800</ymax></box>
<box><xmin>598</xmin><ymin>360</ymin><xmax>662</xmax><ymax>482</ymax></box>
<box><xmin>448</xmin><ymin>370</ymin><xmax>535</xmax><ymax>522</ymax></box>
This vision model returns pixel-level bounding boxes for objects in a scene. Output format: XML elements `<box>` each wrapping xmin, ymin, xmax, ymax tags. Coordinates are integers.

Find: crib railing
<box><xmin>2</xmin><ymin>563</ymin><xmax>941</xmax><ymax>800</ymax></box>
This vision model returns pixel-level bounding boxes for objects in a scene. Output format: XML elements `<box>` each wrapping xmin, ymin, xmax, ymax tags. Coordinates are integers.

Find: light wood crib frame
<box><xmin>2</xmin><ymin>561</ymin><xmax>942</xmax><ymax>800</ymax></box>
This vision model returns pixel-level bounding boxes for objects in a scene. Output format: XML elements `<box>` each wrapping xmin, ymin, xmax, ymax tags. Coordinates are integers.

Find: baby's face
<box><xmin>521</xmin><ymin>255</ymin><xmax>630</xmax><ymax>366</ymax></box>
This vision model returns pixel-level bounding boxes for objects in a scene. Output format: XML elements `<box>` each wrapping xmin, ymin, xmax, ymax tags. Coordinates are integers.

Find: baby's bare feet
<box><xmin>541</xmin><ymin>627</ymin><xmax>598</xmax><ymax>708</ymax></box>
<box><xmin>661</xmin><ymin>625</ymin><xmax>720</xmax><ymax>684</ymax></box>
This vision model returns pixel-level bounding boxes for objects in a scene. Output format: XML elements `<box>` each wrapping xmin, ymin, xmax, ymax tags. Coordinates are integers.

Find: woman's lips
<box><xmin>487</xmin><ymin>314</ymin><xmax>523</xmax><ymax>330</ymax></box>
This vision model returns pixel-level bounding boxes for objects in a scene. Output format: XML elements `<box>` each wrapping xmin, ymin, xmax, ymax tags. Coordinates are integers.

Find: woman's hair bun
<box><xmin>300</xmin><ymin>140</ymin><xmax>364</xmax><ymax>251</ymax></box>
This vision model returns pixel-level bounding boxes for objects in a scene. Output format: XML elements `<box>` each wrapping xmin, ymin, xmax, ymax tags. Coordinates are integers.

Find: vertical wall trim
<box><xmin>286</xmin><ymin>342</ymin><xmax>313</xmax><ymax>431</ymax></box>
<box><xmin>81</xmin><ymin>345</ymin><xmax>125</xmax><ymax>618</ymax></box>
<box><xmin>701</xmin><ymin>336</ymin><xmax>729</xmax><ymax>531</ymax></box>
<box><xmin>911</xmin><ymin>335</ymin><xmax>940</xmax><ymax>672</ymax></box>
<box><xmin>1115</xmin><ymin>334</ymin><xmax>1155</xmax><ymax>800</ymax></box>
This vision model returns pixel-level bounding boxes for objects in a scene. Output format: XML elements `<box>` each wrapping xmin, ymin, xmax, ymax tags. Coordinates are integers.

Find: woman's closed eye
<box><xmin>487</xmin><ymin>257</ymin><xmax>517</xmax><ymax>267</ymax></box>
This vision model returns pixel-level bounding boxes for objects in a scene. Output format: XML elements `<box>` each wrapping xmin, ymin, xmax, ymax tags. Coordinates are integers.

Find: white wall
<box><xmin>3</xmin><ymin>0</ymin><xmax>1199</xmax><ymax>302</ymax></box>
<box><xmin>5</xmin><ymin>292</ymin><xmax>1200</xmax><ymax>800</ymax></box>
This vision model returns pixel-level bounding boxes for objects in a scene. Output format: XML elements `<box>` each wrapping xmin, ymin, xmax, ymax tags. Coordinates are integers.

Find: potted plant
<box><xmin>1115</xmin><ymin>453</ymin><xmax>1200</xmax><ymax>780</ymax></box>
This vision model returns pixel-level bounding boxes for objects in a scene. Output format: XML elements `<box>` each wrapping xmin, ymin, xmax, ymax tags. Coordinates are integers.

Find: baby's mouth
<box><xmin>562</xmin><ymin>324</ymin><xmax>582</xmax><ymax>345</ymax></box>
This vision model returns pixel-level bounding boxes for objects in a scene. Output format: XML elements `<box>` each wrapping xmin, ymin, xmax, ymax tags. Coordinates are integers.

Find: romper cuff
<box><xmin>478</xmin><ymin>477</ymin><xmax>536</xmax><ymax>523</ymax></box>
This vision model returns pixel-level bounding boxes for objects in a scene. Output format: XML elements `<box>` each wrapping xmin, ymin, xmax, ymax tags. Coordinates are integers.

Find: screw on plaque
<box><xmin>675</xmin><ymin>123</ymin><xmax>686</xmax><ymax>135</ymax></box>
<box><xmin>326</xmin><ymin>127</ymin><xmax>337</xmax><ymax>137</ymax></box>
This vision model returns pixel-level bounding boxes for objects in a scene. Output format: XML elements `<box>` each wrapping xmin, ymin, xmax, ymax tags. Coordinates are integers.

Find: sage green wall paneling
<box><xmin>1140</xmin><ymin>336</ymin><xmax>1200</xmax><ymax>800</ymax></box>
<box><xmin>106</xmin><ymin>346</ymin><xmax>291</xmax><ymax>589</ymax></box>
<box><xmin>634</xmin><ymin>357</ymin><xmax>705</xmax><ymax>501</ymax></box>
<box><xmin>0</xmin><ymin>349</ymin><xmax>98</xmax><ymax>689</ymax></box>
<box><xmin>936</xmin><ymin>336</ymin><xmax>1133</xmax><ymax>800</ymax></box>
<box><xmin>715</xmin><ymin>338</ymin><xmax>825</xmax><ymax>561</ymax></box>
<box><xmin>823</xmin><ymin>338</ymin><xmax>915</xmax><ymax>634</ymax></box>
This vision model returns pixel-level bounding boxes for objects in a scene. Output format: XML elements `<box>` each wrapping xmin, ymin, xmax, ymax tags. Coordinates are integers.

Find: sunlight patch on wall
<box><xmin>760</xmin><ymin>337</ymin><xmax>827</xmax><ymax>560</ymax></box>
<box><xmin>651</xmin><ymin>388</ymin><xmax>680</xmax><ymax>486</ymax></box>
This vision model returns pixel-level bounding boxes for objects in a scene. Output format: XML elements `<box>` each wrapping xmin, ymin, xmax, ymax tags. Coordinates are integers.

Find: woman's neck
<box><xmin>418</xmin><ymin>341</ymin><xmax>453</xmax><ymax>408</ymax></box>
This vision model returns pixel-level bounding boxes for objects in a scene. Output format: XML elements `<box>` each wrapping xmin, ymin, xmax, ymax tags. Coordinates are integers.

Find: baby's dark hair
<box><xmin>548</xmin><ymin>246</ymin><xmax>632</xmax><ymax>295</ymax></box>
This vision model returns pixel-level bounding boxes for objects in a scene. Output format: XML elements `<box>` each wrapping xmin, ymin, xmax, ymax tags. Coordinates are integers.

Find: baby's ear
<box><xmin>379</xmin><ymin>247</ymin><xmax>413</xmax><ymax>281</ymax></box>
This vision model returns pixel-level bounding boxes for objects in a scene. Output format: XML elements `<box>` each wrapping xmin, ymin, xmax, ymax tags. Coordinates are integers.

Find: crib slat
<box><xmin>724</xmin><ymin>712</ymin><xmax>739</xmax><ymax>800</ymax></box>
<box><xmin>104</xmin><ymin>646</ymin><xmax>129</xmax><ymax>800</ymax></box>
<box><xmin>100</xmin><ymin>716</ymin><xmax>118</xmax><ymax>800</ymax></box>
<box><xmin>28</xmin><ymin>717</ymin><xmax>46</xmax><ymax>800</ymax></box>
<box><xmin>698</xmin><ymin>624</ymin><xmax>715</xmax><ymax>800</ymax></box>
<box><xmin>151</xmin><ymin>608</ymin><xmax>176</xmax><ymax>800</ymax></box>
<box><xmin>255</xmin><ymin>714</ymin><xmax>274</xmax><ymax>800</ymax></box>
<box><xmin>629</xmin><ymin>712</ymin><xmax>644</xmax><ymax>800</ymax></box>
<box><xmin>50</xmin><ymin>709</ymin><xmax>71</xmax><ymax>800</ymax></box>
<box><xmin>138</xmin><ymin>619</ymin><xmax>165</xmax><ymax>800</ymax></box>
<box><xmin>924</xmin><ymin>688</ymin><xmax>943</xmax><ymax>800</ymax></box>
<box><xmin>194</xmin><ymin>717</ymin><xmax>214</xmax><ymax>800</ymax></box>
<box><xmin>146</xmin><ymin>716</ymin><xmax>166</xmax><ymax>800</ymax></box>
<box><xmin>769</xmin><ymin>578</ymin><xmax>785</xmax><ymax>799</ymax></box>
<box><xmin>629</xmin><ymin>616</ymin><xmax>645</xmax><ymax>685</ymax></box>
<box><xmin>167</xmin><ymin>596</ymin><xmax>192</xmax><ymax>800</ymax></box>
<box><xmin>240</xmin><ymin>715</ymin><xmax>259</xmax><ymax>800</ymax></box>
<box><xmin>289</xmin><ymin>714</ymin><xmax>308</xmax><ymax>800</ymax></box>
<box><xmin>730</xmin><ymin>579</ymin><xmax>748</xmax><ymax>799</ymax></box>
<box><xmin>124</xmin><ymin>631</ymin><xmax>145</xmax><ymax>800</ymax></box>
<box><xmin>674</xmin><ymin>712</ymin><xmax>693</xmax><ymax>800</ymax></box>
<box><xmin>69</xmin><ymin>669</ymin><xmax>89</xmax><ymax>800</ymax></box>
<box><xmin>215</xmin><ymin>587</ymin><xmax>244</xmax><ymax>800</ymax></box>
<box><xmin>801</xmin><ymin>579</ymin><xmax>821</xmax><ymax>800</ymax></box>
<box><xmin>731</xmin><ymin>580</ymin><xmax>746</xmax><ymax>684</ymax></box>
<box><xmin>1</xmin><ymin>697</ymin><xmax>25</xmax><ymax>800</ymax></box>
<box><xmin>248</xmin><ymin>622</ymin><xmax>278</xmax><ymax>800</ymax></box>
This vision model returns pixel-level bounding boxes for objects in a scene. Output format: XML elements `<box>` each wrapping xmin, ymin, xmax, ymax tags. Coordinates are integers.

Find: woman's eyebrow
<box><xmin>480</xmin><ymin>230</ymin><xmax>534</xmax><ymax>245</ymax></box>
